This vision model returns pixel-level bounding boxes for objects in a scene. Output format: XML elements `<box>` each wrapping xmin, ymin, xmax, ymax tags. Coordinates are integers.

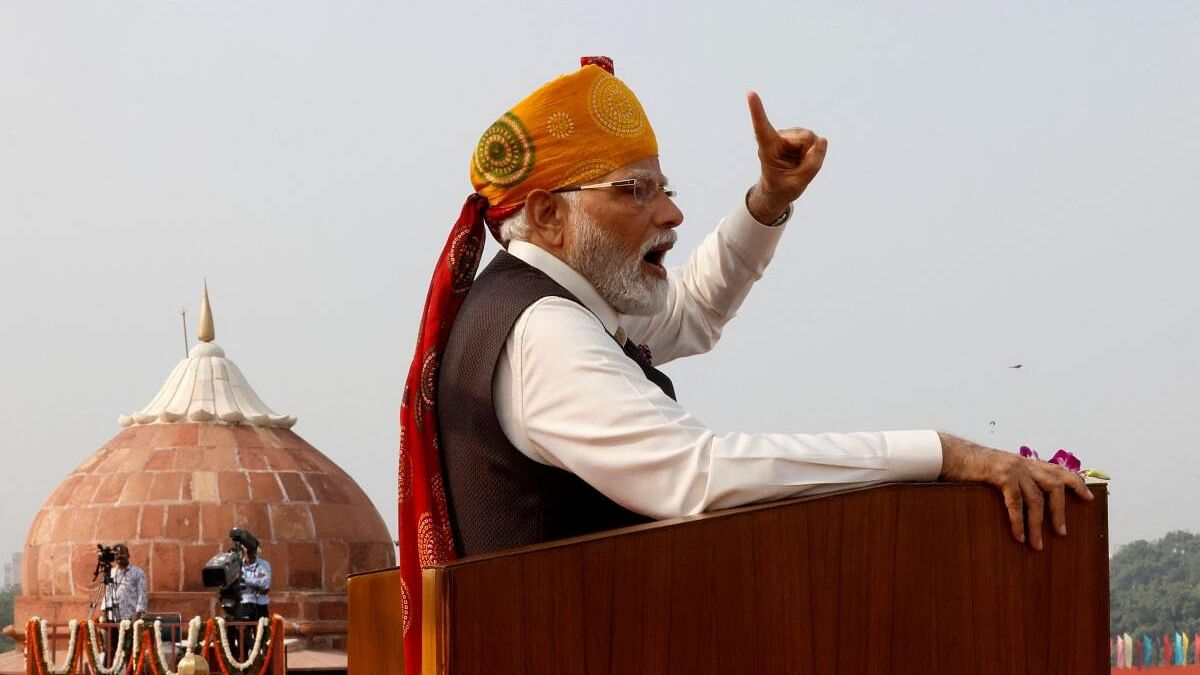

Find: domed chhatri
<box><xmin>16</xmin><ymin>286</ymin><xmax>394</xmax><ymax>624</ymax></box>
<box><xmin>119</xmin><ymin>282</ymin><xmax>296</xmax><ymax>429</ymax></box>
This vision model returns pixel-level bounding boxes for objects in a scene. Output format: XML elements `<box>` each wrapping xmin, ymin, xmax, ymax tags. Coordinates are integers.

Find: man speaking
<box><xmin>398</xmin><ymin>56</ymin><xmax>1090</xmax><ymax>672</ymax></box>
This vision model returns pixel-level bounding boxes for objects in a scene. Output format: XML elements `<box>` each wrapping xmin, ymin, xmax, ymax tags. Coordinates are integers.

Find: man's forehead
<box><xmin>623</xmin><ymin>168</ymin><xmax>670</xmax><ymax>184</ymax></box>
<box><xmin>608</xmin><ymin>158</ymin><xmax>668</xmax><ymax>184</ymax></box>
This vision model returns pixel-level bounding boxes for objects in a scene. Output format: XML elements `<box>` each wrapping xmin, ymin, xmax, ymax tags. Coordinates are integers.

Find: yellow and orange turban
<box><xmin>400</xmin><ymin>58</ymin><xmax>655</xmax><ymax>675</ymax></box>
<box><xmin>471</xmin><ymin>56</ymin><xmax>659</xmax><ymax>231</ymax></box>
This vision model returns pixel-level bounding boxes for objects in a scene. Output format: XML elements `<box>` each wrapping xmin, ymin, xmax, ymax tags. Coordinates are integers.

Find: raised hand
<box><xmin>746</xmin><ymin>91</ymin><xmax>829</xmax><ymax>223</ymax></box>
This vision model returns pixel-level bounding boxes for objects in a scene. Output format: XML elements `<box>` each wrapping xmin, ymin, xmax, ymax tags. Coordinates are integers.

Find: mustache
<box><xmin>640</xmin><ymin>229</ymin><xmax>677</xmax><ymax>255</ymax></box>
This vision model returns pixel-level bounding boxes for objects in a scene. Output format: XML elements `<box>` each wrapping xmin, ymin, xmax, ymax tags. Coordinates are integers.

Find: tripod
<box><xmin>86</xmin><ymin>561</ymin><xmax>118</xmax><ymax>622</ymax></box>
<box><xmin>86</xmin><ymin>563</ymin><xmax>126</xmax><ymax>667</ymax></box>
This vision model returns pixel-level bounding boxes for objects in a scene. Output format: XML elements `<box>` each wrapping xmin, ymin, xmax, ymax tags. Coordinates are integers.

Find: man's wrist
<box><xmin>938</xmin><ymin>432</ymin><xmax>981</xmax><ymax>481</ymax></box>
<box><xmin>745</xmin><ymin>184</ymin><xmax>793</xmax><ymax>226</ymax></box>
<box><xmin>938</xmin><ymin>432</ymin><xmax>1002</xmax><ymax>482</ymax></box>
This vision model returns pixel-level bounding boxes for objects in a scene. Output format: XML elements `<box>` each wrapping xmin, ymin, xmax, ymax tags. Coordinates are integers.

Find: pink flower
<box><xmin>1018</xmin><ymin>445</ymin><xmax>1082</xmax><ymax>473</ymax></box>
<box><xmin>1017</xmin><ymin>446</ymin><xmax>1099</xmax><ymax>478</ymax></box>
<box><xmin>1049</xmin><ymin>449</ymin><xmax>1082</xmax><ymax>472</ymax></box>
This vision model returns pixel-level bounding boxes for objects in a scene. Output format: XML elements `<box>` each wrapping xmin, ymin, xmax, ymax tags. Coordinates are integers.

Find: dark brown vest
<box><xmin>437</xmin><ymin>251</ymin><xmax>675</xmax><ymax>557</ymax></box>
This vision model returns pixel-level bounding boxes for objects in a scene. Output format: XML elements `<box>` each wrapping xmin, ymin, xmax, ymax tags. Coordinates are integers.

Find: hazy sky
<box><xmin>2</xmin><ymin>1</ymin><xmax>1197</xmax><ymax>563</ymax></box>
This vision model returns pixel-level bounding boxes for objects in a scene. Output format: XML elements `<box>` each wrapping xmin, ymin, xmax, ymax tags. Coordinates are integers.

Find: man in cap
<box><xmin>398</xmin><ymin>55</ymin><xmax>1091</xmax><ymax>671</ymax></box>
<box><xmin>236</xmin><ymin>540</ymin><xmax>271</xmax><ymax>621</ymax></box>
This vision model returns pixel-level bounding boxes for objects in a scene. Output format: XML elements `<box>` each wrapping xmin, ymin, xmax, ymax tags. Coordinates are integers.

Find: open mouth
<box><xmin>641</xmin><ymin>243</ymin><xmax>672</xmax><ymax>277</ymax></box>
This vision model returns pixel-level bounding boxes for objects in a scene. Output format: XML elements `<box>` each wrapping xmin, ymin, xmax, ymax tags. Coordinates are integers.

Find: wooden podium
<box><xmin>349</xmin><ymin>482</ymin><xmax>1109</xmax><ymax>674</ymax></box>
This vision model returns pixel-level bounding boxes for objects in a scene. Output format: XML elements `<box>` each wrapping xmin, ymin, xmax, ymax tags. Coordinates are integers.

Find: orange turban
<box><xmin>471</xmin><ymin>56</ymin><xmax>659</xmax><ymax>231</ymax></box>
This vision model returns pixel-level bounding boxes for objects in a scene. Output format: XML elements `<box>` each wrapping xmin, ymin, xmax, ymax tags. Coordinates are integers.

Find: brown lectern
<box><xmin>349</xmin><ymin>483</ymin><xmax>1108</xmax><ymax>674</ymax></box>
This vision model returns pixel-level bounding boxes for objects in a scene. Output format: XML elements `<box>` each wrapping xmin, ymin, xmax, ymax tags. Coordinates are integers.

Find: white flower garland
<box><xmin>84</xmin><ymin>619</ymin><xmax>131</xmax><ymax>675</ymax></box>
<box><xmin>128</xmin><ymin>619</ymin><xmax>145</xmax><ymax>671</ymax></box>
<box><xmin>214</xmin><ymin>616</ymin><xmax>271</xmax><ymax>673</ymax></box>
<box><xmin>35</xmin><ymin>618</ymin><xmax>80</xmax><ymax>675</ymax></box>
<box><xmin>150</xmin><ymin>616</ymin><xmax>204</xmax><ymax>675</ymax></box>
<box><xmin>33</xmin><ymin>615</ymin><xmax>275</xmax><ymax>675</ymax></box>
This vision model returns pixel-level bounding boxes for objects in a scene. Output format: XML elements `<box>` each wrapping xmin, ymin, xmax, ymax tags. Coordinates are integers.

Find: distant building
<box><xmin>2</xmin><ymin>550</ymin><xmax>17</xmax><ymax>586</ymax></box>
<box><xmin>15</xmin><ymin>287</ymin><xmax>394</xmax><ymax>626</ymax></box>
<box><xmin>3</xmin><ymin>552</ymin><xmax>20</xmax><ymax>589</ymax></box>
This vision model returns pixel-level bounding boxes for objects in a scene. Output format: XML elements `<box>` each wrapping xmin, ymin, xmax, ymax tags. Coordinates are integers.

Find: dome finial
<box><xmin>198</xmin><ymin>280</ymin><xmax>215</xmax><ymax>343</ymax></box>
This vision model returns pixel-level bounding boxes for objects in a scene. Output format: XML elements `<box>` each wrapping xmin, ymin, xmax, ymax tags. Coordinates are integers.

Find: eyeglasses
<box><xmin>552</xmin><ymin>176</ymin><xmax>676</xmax><ymax>207</ymax></box>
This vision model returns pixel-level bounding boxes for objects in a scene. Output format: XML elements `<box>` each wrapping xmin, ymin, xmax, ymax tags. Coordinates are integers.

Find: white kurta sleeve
<box><xmin>499</xmin><ymin>297</ymin><xmax>942</xmax><ymax>520</ymax></box>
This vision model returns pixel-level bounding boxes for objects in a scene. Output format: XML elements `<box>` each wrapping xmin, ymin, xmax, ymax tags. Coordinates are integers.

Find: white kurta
<box><xmin>493</xmin><ymin>198</ymin><xmax>943</xmax><ymax>520</ymax></box>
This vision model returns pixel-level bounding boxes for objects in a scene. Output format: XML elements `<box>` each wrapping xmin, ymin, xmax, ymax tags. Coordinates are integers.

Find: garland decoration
<box><xmin>129</xmin><ymin>630</ymin><xmax>154</xmax><ymax>675</ymax></box>
<box><xmin>122</xmin><ymin>620</ymin><xmax>147</xmax><ymax>675</ymax></box>
<box><xmin>25</xmin><ymin>614</ymin><xmax>281</xmax><ymax>675</ymax></box>
<box><xmin>25</xmin><ymin>618</ymin><xmax>46</xmax><ymax>675</ymax></box>
<box><xmin>84</xmin><ymin>619</ymin><xmax>132</xmax><ymax>675</ymax></box>
<box><xmin>199</xmin><ymin>618</ymin><xmax>217</xmax><ymax>664</ymax></box>
<box><xmin>212</xmin><ymin>616</ymin><xmax>272</xmax><ymax>675</ymax></box>
<box><xmin>26</xmin><ymin>618</ymin><xmax>81</xmax><ymax>675</ymax></box>
<box><xmin>147</xmin><ymin>616</ymin><xmax>206</xmax><ymax>675</ymax></box>
<box><xmin>256</xmin><ymin>616</ymin><xmax>282</xmax><ymax>675</ymax></box>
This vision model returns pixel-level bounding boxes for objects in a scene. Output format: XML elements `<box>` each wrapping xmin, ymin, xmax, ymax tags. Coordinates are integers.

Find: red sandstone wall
<box><xmin>16</xmin><ymin>423</ymin><xmax>395</xmax><ymax>623</ymax></box>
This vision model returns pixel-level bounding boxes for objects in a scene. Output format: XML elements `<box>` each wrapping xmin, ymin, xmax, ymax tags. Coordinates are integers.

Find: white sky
<box><xmin>2</xmin><ymin>1</ymin><xmax>1198</xmax><ymax>561</ymax></box>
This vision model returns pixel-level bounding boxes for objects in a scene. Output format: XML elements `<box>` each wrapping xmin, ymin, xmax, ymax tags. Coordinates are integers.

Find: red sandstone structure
<box><xmin>14</xmin><ymin>287</ymin><xmax>395</xmax><ymax>631</ymax></box>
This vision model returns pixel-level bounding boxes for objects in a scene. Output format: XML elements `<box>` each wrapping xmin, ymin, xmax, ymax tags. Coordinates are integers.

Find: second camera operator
<box><xmin>236</xmin><ymin>539</ymin><xmax>271</xmax><ymax>620</ymax></box>
<box><xmin>101</xmin><ymin>544</ymin><xmax>147</xmax><ymax>623</ymax></box>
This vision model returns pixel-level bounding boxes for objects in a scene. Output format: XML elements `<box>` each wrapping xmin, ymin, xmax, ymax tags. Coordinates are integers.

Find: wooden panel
<box><xmin>427</xmin><ymin>483</ymin><xmax>1109</xmax><ymax>675</ymax></box>
<box><xmin>422</xmin><ymin>568</ymin><xmax>447</xmax><ymax>675</ymax></box>
<box><xmin>346</xmin><ymin>567</ymin><xmax>404</xmax><ymax>675</ymax></box>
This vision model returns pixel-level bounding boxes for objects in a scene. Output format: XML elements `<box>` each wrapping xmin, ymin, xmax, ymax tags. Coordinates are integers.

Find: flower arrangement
<box><xmin>26</xmin><ymin>618</ymin><xmax>81</xmax><ymax>675</ymax></box>
<box><xmin>145</xmin><ymin>616</ymin><xmax>206</xmax><ymax>675</ymax></box>
<box><xmin>1019</xmin><ymin>445</ymin><xmax>1110</xmax><ymax>480</ymax></box>
<box><xmin>25</xmin><ymin>614</ymin><xmax>283</xmax><ymax>675</ymax></box>
<box><xmin>207</xmin><ymin>616</ymin><xmax>275</xmax><ymax>675</ymax></box>
<box><xmin>84</xmin><ymin>618</ymin><xmax>133</xmax><ymax>674</ymax></box>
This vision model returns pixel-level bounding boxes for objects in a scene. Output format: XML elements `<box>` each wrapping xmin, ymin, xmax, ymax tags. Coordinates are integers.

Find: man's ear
<box><xmin>525</xmin><ymin>189</ymin><xmax>568</xmax><ymax>249</ymax></box>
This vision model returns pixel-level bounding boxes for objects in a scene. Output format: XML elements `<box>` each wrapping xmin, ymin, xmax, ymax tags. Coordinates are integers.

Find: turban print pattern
<box><xmin>588</xmin><ymin>73</ymin><xmax>649</xmax><ymax>137</ymax></box>
<box><xmin>448</xmin><ymin>227</ymin><xmax>484</xmax><ymax>294</ymax></box>
<box><xmin>473</xmin><ymin>113</ymin><xmax>536</xmax><ymax>188</ymax></box>
<box><xmin>546</xmin><ymin>111</ymin><xmax>575</xmax><ymax>139</ymax></box>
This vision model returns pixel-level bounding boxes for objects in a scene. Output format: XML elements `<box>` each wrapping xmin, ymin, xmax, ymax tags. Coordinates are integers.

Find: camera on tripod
<box><xmin>93</xmin><ymin>544</ymin><xmax>117</xmax><ymax>583</ymax></box>
<box><xmin>202</xmin><ymin>528</ymin><xmax>260</xmax><ymax>616</ymax></box>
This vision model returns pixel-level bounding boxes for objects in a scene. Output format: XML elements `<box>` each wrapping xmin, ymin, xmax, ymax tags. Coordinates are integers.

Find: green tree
<box><xmin>1110</xmin><ymin>530</ymin><xmax>1200</xmax><ymax>640</ymax></box>
<box><xmin>0</xmin><ymin>584</ymin><xmax>14</xmax><ymax>652</ymax></box>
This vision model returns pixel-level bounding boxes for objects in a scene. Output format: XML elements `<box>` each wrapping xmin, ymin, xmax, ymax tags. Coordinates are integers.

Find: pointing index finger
<box><xmin>747</xmin><ymin>91</ymin><xmax>780</xmax><ymax>147</ymax></box>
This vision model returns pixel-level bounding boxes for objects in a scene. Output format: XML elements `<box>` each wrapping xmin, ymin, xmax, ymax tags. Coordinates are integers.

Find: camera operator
<box><xmin>236</xmin><ymin>540</ymin><xmax>270</xmax><ymax>620</ymax></box>
<box><xmin>101</xmin><ymin>544</ymin><xmax>147</xmax><ymax>623</ymax></box>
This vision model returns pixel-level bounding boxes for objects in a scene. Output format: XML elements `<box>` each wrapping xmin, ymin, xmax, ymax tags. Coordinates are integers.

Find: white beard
<box><xmin>565</xmin><ymin>207</ymin><xmax>671</xmax><ymax>316</ymax></box>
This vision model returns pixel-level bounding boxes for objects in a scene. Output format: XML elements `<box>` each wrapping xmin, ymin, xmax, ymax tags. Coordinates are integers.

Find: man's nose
<box><xmin>656</xmin><ymin>195</ymin><xmax>684</xmax><ymax>230</ymax></box>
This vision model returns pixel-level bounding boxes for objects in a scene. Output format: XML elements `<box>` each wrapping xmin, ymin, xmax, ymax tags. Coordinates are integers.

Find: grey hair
<box><xmin>498</xmin><ymin>191</ymin><xmax>581</xmax><ymax>247</ymax></box>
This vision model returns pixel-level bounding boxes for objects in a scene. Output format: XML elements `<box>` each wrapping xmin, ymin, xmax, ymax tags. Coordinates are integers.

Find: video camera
<box><xmin>92</xmin><ymin>544</ymin><xmax>117</xmax><ymax>583</ymax></box>
<box><xmin>202</xmin><ymin>528</ymin><xmax>260</xmax><ymax>615</ymax></box>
